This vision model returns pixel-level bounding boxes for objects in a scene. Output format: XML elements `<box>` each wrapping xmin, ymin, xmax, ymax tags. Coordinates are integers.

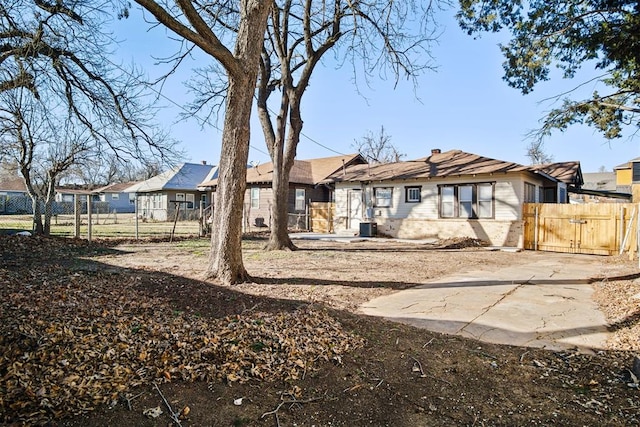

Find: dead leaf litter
<box><xmin>0</xmin><ymin>236</ymin><xmax>362</xmax><ymax>424</ymax></box>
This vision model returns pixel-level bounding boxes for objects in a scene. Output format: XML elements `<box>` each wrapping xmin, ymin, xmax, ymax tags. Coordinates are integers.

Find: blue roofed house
<box><xmin>125</xmin><ymin>162</ymin><xmax>217</xmax><ymax>221</ymax></box>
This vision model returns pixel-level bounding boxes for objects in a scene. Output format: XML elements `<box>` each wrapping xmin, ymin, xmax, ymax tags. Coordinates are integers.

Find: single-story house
<box><xmin>570</xmin><ymin>172</ymin><xmax>631</xmax><ymax>203</ymax></box>
<box><xmin>198</xmin><ymin>154</ymin><xmax>366</xmax><ymax>229</ymax></box>
<box><xmin>93</xmin><ymin>182</ymin><xmax>140</xmax><ymax>213</ymax></box>
<box><xmin>614</xmin><ymin>157</ymin><xmax>640</xmax><ymax>202</ymax></box>
<box><xmin>125</xmin><ymin>162</ymin><xmax>216</xmax><ymax>221</ymax></box>
<box><xmin>324</xmin><ymin>149</ymin><xmax>583</xmax><ymax>247</ymax></box>
<box><xmin>0</xmin><ymin>179</ymin><xmax>101</xmax><ymax>214</ymax></box>
<box><xmin>0</xmin><ymin>177</ymin><xmax>30</xmax><ymax>214</ymax></box>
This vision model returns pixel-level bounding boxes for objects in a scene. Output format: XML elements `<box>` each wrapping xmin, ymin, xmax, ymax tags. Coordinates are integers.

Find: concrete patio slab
<box><xmin>360</xmin><ymin>253</ymin><xmax>609</xmax><ymax>352</ymax></box>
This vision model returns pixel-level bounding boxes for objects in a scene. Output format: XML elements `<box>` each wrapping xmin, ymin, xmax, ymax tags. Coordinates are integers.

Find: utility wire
<box><xmin>107</xmin><ymin>56</ymin><xmax>346</xmax><ymax>160</ymax></box>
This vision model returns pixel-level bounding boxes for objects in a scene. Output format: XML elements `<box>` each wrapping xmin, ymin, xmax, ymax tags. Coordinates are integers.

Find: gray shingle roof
<box><xmin>126</xmin><ymin>163</ymin><xmax>216</xmax><ymax>193</ymax></box>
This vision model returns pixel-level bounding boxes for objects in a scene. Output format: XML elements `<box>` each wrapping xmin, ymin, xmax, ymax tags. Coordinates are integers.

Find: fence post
<box><xmin>620</xmin><ymin>206</ymin><xmax>625</xmax><ymax>253</ymax></box>
<box><xmin>199</xmin><ymin>202</ymin><xmax>204</xmax><ymax>237</ymax></box>
<box><xmin>134</xmin><ymin>194</ymin><xmax>139</xmax><ymax>240</ymax></box>
<box><xmin>86</xmin><ymin>195</ymin><xmax>92</xmax><ymax>242</ymax></box>
<box><xmin>74</xmin><ymin>194</ymin><xmax>80</xmax><ymax>238</ymax></box>
<box><xmin>534</xmin><ymin>205</ymin><xmax>539</xmax><ymax>251</ymax></box>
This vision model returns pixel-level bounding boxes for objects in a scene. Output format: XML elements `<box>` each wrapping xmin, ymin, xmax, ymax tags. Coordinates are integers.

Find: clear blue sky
<box><xmin>112</xmin><ymin>7</ymin><xmax>638</xmax><ymax>173</ymax></box>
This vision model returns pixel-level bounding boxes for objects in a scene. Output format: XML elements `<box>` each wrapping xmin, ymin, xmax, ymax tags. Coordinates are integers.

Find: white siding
<box><xmin>334</xmin><ymin>175</ymin><xmax>532</xmax><ymax>247</ymax></box>
<box><xmin>494</xmin><ymin>179</ymin><xmax>520</xmax><ymax>220</ymax></box>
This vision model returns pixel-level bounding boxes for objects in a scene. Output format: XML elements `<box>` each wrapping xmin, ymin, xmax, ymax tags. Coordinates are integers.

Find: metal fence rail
<box><xmin>0</xmin><ymin>212</ymin><xmax>201</xmax><ymax>239</ymax></box>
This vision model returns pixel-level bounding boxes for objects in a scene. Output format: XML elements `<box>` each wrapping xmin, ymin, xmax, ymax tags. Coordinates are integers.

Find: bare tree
<box><xmin>131</xmin><ymin>0</ymin><xmax>273</xmax><ymax>284</ymax></box>
<box><xmin>525</xmin><ymin>139</ymin><xmax>553</xmax><ymax>165</ymax></box>
<box><xmin>353</xmin><ymin>126</ymin><xmax>405</xmax><ymax>164</ymax></box>
<box><xmin>0</xmin><ymin>90</ymin><xmax>98</xmax><ymax>234</ymax></box>
<box><xmin>1</xmin><ymin>0</ymin><xmax>179</xmax><ymax>234</ymax></box>
<box><xmin>63</xmin><ymin>154</ymin><xmax>169</xmax><ymax>186</ymax></box>
<box><xmin>1</xmin><ymin>0</ymin><xmax>173</xmax><ymax>159</ymax></box>
<box><xmin>250</xmin><ymin>1</ymin><xmax>438</xmax><ymax>250</ymax></box>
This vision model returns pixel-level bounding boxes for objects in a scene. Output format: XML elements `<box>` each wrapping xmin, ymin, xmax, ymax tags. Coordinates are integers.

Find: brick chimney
<box><xmin>431</xmin><ymin>149</ymin><xmax>441</xmax><ymax>155</ymax></box>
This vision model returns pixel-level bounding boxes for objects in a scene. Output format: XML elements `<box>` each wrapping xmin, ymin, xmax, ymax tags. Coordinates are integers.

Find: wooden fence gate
<box><xmin>310</xmin><ymin>202</ymin><xmax>335</xmax><ymax>233</ymax></box>
<box><xmin>523</xmin><ymin>203</ymin><xmax>638</xmax><ymax>256</ymax></box>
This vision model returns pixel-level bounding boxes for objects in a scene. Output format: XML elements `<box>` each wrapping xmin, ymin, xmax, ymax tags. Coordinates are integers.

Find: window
<box><xmin>129</xmin><ymin>193</ymin><xmax>135</xmax><ymax>205</ymax></box>
<box><xmin>152</xmin><ymin>194</ymin><xmax>162</xmax><ymax>209</ymax></box>
<box><xmin>295</xmin><ymin>188</ymin><xmax>305</xmax><ymax>211</ymax></box>
<box><xmin>186</xmin><ymin>194</ymin><xmax>195</xmax><ymax>209</ymax></box>
<box><xmin>111</xmin><ymin>193</ymin><xmax>119</xmax><ymax>200</ymax></box>
<box><xmin>458</xmin><ymin>185</ymin><xmax>473</xmax><ymax>218</ymax></box>
<box><xmin>477</xmin><ymin>184</ymin><xmax>493</xmax><ymax>218</ymax></box>
<box><xmin>440</xmin><ymin>186</ymin><xmax>454</xmax><ymax>217</ymax></box>
<box><xmin>175</xmin><ymin>193</ymin><xmax>185</xmax><ymax>204</ymax></box>
<box><xmin>524</xmin><ymin>183</ymin><xmax>536</xmax><ymax>203</ymax></box>
<box><xmin>405</xmin><ymin>186</ymin><xmax>421</xmax><ymax>203</ymax></box>
<box><xmin>558</xmin><ymin>186</ymin><xmax>567</xmax><ymax>204</ymax></box>
<box><xmin>374</xmin><ymin>187</ymin><xmax>392</xmax><ymax>207</ymax></box>
<box><xmin>250</xmin><ymin>187</ymin><xmax>259</xmax><ymax>208</ymax></box>
<box><xmin>541</xmin><ymin>187</ymin><xmax>556</xmax><ymax>203</ymax></box>
<box><xmin>439</xmin><ymin>183</ymin><xmax>494</xmax><ymax>219</ymax></box>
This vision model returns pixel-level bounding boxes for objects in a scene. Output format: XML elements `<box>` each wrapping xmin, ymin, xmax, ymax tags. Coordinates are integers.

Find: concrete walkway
<box><xmin>360</xmin><ymin>252</ymin><xmax>609</xmax><ymax>353</ymax></box>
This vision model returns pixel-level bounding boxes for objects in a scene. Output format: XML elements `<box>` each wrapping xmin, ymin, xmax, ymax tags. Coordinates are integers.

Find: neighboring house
<box><xmin>93</xmin><ymin>182</ymin><xmax>140</xmax><ymax>213</ymax></box>
<box><xmin>54</xmin><ymin>186</ymin><xmax>101</xmax><ymax>214</ymax></box>
<box><xmin>614</xmin><ymin>157</ymin><xmax>640</xmax><ymax>201</ymax></box>
<box><xmin>571</xmin><ymin>172</ymin><xmax>630</xmax><ymax>202</ymax></box>
<box><xmin>0</xmin><ymin>179</ymin><xmax>120</xmax><ymax>215</ymax></box>
<box><xmin>0</xmin><ymin>177</ymin><xmax>30</xmax><ymax>214</ymax></box>
<box><xmin>325</xmin><ymin>149</ymin><xmax>583</xmax><ymax>247</ymax></box>
<box><xmin>198</xmin><ymin>154</ymin><xmax>366</xmax><ymax>229</ymax></box>
<box><xmin>126</xmin><ymin>162</ymin><xmax>216</xmax><ymax>221</ymax></box>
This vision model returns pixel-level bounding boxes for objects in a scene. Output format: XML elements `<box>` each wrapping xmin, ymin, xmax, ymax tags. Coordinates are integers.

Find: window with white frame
<box><xmin>294</xmin><ymin>188</ymin><xmax>305</xmax><ymax>211</ymax></box>
<box><xmin>175</xmin><ymin>193</ymin><xmax>185</xmax><ymax>203</ymax></box>
<box><xmin>439</xmin><ymin>183</ymin><xmax>494</xmax><ymax>218</ymax></box>
<box><xmin>111</xmin><ymin>193</ymin><xmax>119</xmax><ymax>200</ymax></box>
<box><xmin>374</xmin><ymin>187</ymin><xmax>393</xmax><ymax>207</ymax></box>
<box><xmin>440</xmin><ymin>186</ymin><xmax>455</xmax><ymax>217</ymax></box>
<box><xmin>524</xmin><ymin>182</ymin><xmax>536</xmax><ymax>203</ymax></box>
<box><xmin>186</xmin><ymin>193</ymin><xmax>195</xmax><ymax>209</ymax></box>
<box><xmin>129</xmin><ymin>193</ymin><xmax>135</xmax><ymax>205</ymax></box>
<box><xmin>477</xmin><ymin>184</ymin><xmax>493</xmax><ymax>217</ymax></box>
<box><xmin>250</xmin><ymin>187</ymin><xmax>259</xmax><ymax>208</ymax></box>
<box><xmin>405</xmin><ymin>186</ymin><xmax>421</xmax><ymax>203</ymax></box>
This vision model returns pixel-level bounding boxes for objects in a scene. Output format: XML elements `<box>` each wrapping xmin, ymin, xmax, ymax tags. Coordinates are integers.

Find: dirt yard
<box><xmin>1</xmin><ymin>234</ymin><xmax>640</xmax><ymax>426</ymax></box>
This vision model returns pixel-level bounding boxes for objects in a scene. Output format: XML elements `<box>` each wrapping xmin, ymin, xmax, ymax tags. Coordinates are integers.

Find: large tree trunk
<box><xmin>265</xmin><ymin>93</ymin><xmax>303</xmax><ymax>250</ymax></box>
<box><xmin>265</xmin><ymin>145</ymin><xmax>295</xmax><ymax>250</ymax></box>
<box><xmin>206</xmin><ymin>0</ymin><xmax>272</xmax><ymax>285</ymax></box>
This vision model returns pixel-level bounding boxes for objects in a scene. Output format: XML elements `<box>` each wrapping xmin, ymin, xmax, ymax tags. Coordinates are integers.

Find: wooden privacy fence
<box><xmin>310</xmin><ymin>202</ymin><xmax>335</xmax><ymax>233</ymax></box>
<box><xmin>523</xmin><ymin>203</ymin><xmax>639</xmax><ymax>256</ymax></box>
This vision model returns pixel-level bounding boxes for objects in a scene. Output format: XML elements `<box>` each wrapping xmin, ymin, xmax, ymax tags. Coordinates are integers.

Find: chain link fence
<box><xmin>0</xmin><ymin>195</ymin><xmax>202</xmax><ymax>239</ymax></box>
<box><xmin>2</xmin><ymin>195</ymin><xmax>313</xmax><ymax>239</ymax></box>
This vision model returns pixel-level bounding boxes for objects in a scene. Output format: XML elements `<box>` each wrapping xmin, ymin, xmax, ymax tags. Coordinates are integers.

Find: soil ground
<box><xmin>1</xmin><ymin>234</ymin><xmax>640</xmax><ymax>426</ymax></box>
